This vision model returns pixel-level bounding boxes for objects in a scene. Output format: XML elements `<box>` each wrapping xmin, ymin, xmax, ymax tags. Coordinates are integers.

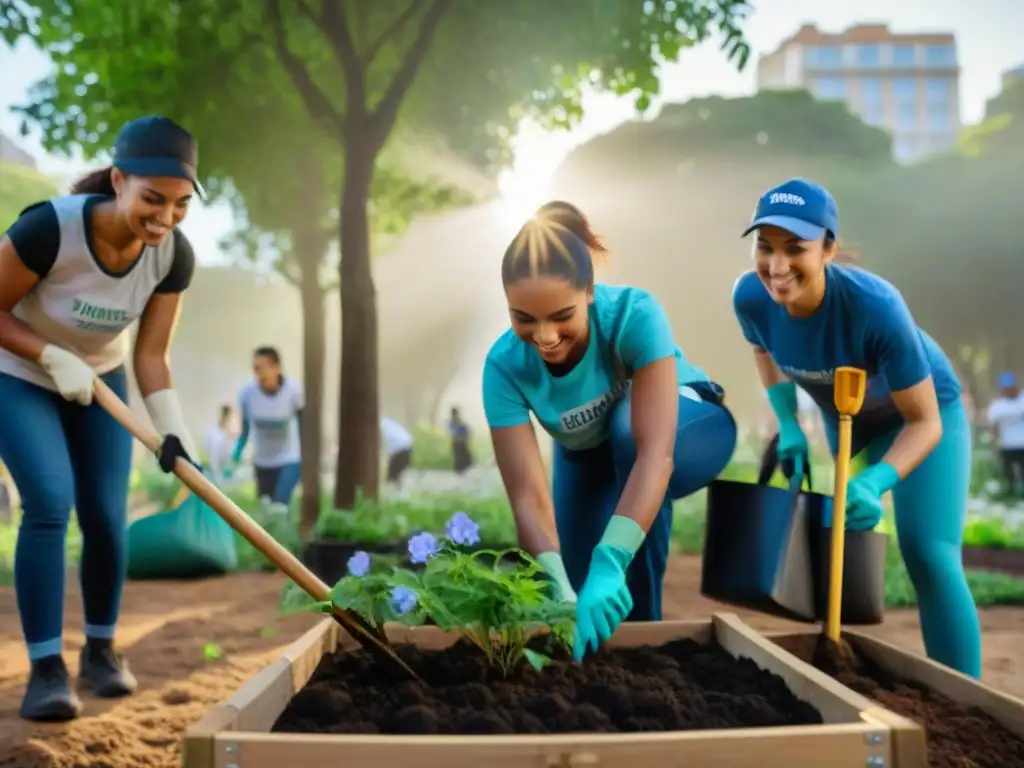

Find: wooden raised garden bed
<box><xmin>961</xmin><ymin>545</ymin><xmax>1024</xmax><ymax>576</ymax></box>
<box><xmin>769</xmin><ymin>628</ymin><xmax>1024</xmax><ymax>767</ymax></box>
<box><xmin>183</xmin><ymin>613</ymin><xmax>921</xmax><ymax>767</ymax></box>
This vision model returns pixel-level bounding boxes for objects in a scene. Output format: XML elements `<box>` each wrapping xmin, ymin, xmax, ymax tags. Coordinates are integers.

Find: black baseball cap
<box><xmin>112</xmin><ymin>115</ymin><xmax>205</xmax><ymax>198</ymax></box>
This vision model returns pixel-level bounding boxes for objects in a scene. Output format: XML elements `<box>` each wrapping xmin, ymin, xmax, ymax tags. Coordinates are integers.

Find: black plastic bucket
<box><xmin>700</xmin><ymin>440</ymin><xmax>888</xmax><ymax>625</ymax></box>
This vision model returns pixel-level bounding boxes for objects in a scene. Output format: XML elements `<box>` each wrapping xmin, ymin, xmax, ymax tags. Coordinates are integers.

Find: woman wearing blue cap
<box><xmin>0</xmin><ymin>115</ymin><xmax>204</xmax><ymax>720</ymax></box>
<box><xmin>732</xmin><ymin>178</ymin><xmax>981</xmax><ymax>677</ymax></box>
<box><xmin>484</xmin><ymin>201</ymin><xmax>736</xmax><ymax>660</ymax></box>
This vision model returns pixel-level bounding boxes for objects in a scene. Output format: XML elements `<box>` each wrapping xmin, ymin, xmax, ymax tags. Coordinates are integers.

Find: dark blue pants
<box><xmin>255</xmin><ymin>462</ymin><xmax>301</xmax><ymax>506</ymax></box>
<box><xmin>553</xmin><ymin>390</ymin><xmax>737</xmax><ymax>621</ymax></box>
<box><xmin>0</xmin><ymin>369</ymin><xmax>133</xmax><ymax>661</ymax></box>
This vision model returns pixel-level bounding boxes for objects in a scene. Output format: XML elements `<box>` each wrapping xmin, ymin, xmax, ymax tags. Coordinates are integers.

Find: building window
<box><xmin>923</xmin><ymin>44</ymin><xmax>955</xmax><ymax>68</ymax></box>
<box><xmin>924</xmin><ymin>77</ymin><xmax>952</xmax><ymax>105</ymax></box>
<box><xmin>928</xmin><ymin>104</ymin><xmax>950</xmax><ymax>132</ymax></box>
<box><xmin>849</xmin><ymin>44</ymin><xmax>879</xmax><ymax>68</ymax></box>
<box><xmin>897</xmin><ymin>102</ymin><xmax>918</xmax><ymax>131</ymax></box>
<box><xmin>860</xmin><ymin>77</ymin><xmax>883</xmax><ymax>105</ymax></box>
<box><xmin>891</xmin><ymin>44</ymin><xmax>917</xmax><ymax>67</ymax></box>
<box><xmin>892</xmin><ymin>77</ymin><xmax>918</xmax><ymax>102</ymax></box>
<box><xmin>813</xmin><ymin>76</ymin><xmax>847</xmax><ymax>101</ymax></box>
<box><xmin>805</xmin><ymin>45</ymin><xmax>841</xmax><ymax>69</ymax></box>
<box><xmin>894</xmin><ymin>136</ymin><xmax>918</xmax><ymax>162</ymax></box>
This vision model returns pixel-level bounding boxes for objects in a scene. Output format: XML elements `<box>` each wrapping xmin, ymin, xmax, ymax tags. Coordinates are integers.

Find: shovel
<box><xmin>824</xmin><ymin>367</ymin><xmax>868</xmax><ymax>643</ymax></box>
<box><xmin>93</xmin><ymin>379</ymin><xmax>421</xmax><ymax>682</ymax></box>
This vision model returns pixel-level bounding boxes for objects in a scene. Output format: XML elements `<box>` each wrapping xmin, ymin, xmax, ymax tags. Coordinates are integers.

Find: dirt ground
<box><xmin>1</xmin><ymin>556</ymin><xmax>1023</xmax><ymax>767</ymax></box>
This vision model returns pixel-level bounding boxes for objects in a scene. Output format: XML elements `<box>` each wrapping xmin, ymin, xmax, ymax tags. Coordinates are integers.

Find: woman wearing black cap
<box><xmin>0</xmin><ymin>115</ymin><xmax>203</xmax><ymax>721</ymax></box>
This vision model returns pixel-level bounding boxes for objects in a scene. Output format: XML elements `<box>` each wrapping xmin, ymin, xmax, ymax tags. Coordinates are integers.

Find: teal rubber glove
<box><xmin>573</xmin><ymin>515</ymin><xmax>645</xmax><ymax>661</ymax></box>
<box><xmin>767</xmin><ymin>381</ymin><xmax>810</xmax><ymax>477</ymax></box>
<box><xmin>845</xmin><ymin>462</ymin><xmax>900</xmax><ymax>531</ymax></box>
<box><xmin>536</xmin><ymin>551</ymin><xmax>577</xmax><ymax>603</ymax></box>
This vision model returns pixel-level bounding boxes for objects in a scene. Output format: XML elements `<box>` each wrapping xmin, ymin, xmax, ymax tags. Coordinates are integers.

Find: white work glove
<box><xmin>144</xmin><ymin>389</ymin><xmax>200</xmax><ymax>472</ymax></box>
<box><xmin>39</xmin><ymin>345</ymin><xmax>96</xmax><ymax>405</ymax></box>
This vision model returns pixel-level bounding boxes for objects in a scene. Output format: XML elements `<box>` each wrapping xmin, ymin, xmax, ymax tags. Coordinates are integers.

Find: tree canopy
<box><xmin>553</xmin><ymin>89</ymin><xmax>893</xmax><ymax>190</ymax></box>
<box><xmin>2</xmin><ymin>0</ymin><xmax>754</xmax><ymax>504</ymax></box>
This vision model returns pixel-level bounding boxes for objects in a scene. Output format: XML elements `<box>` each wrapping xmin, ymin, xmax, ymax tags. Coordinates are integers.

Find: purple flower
<box><xmin>391</xmin><ymin>585</ymin><xmax>418</xmax><ymax>615</ymax></box>
<box><xmin>347</xmin><ymin>550</ymin><xmax>370</xmax><ymax>577</ymax></box>
<box><xmin>445</xmin><ymin>511</ymin><xmax>480</xmax><ymax>547</ymax></box>
<box><xmin>408</xmin><ymin>532</ymin><xmax>439</xmax><ymax>564</ymax></box>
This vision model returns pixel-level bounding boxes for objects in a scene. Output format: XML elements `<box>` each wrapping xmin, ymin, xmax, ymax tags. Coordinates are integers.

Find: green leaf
<box><xmin>524</xmin><ymin>648</ymin><xmax>549</xmax><ymax>671</ymax></box>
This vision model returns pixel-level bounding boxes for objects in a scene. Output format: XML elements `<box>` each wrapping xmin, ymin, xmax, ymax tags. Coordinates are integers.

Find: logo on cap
<box><xmin>767</xmin><ymin>192</ymin><xmax>805</xmax><ymax>206</ymax></box>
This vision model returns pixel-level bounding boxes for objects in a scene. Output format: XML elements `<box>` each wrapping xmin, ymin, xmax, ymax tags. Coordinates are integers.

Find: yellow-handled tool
<box><xmin>825</xmin><ymin>367</ymin><xmax>867</xmax><ymax>643</ymax></box>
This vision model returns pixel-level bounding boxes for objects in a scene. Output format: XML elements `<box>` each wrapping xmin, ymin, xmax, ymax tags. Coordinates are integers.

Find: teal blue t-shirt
<box><xmin>482</xmin><ymin>283</ymin><xmax>708</xmax><ymax>451</ymax></box>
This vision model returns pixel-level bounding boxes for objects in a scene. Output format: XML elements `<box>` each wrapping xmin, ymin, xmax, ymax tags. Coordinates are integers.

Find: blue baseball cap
<box><xmin>741</xmin><ymin>178</ymin><xmax>838</xmax><ymax>242</ymax></box>
<box><xmin>112</xmin><ymin>115</ymin><xmax>205</xmax><ymax>198</ymax></box>
<box><xmin>997</xmin><ymin>372</ymin><xmax>1018</xmax><ymax>388</ymax></box>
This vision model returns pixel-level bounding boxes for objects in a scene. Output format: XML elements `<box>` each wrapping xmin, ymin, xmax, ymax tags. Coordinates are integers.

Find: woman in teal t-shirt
<box><xmin>483</xmin><ymin>202</ymin><xmax>737</xmax><ymax>660</ymax></box>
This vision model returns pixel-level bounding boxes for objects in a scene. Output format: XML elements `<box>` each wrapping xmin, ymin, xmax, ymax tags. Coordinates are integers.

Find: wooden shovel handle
<box><xmin>92</xmin><ymin>379</ymin><xmax>420</xmax><ymax>679</ymax></box>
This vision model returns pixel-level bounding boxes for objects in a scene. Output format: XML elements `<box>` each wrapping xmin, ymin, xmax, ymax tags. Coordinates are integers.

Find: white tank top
<box><xmin>0</xmin><ymin>195</ymin><xmax>186</xmax><ymax>391</ymax></box>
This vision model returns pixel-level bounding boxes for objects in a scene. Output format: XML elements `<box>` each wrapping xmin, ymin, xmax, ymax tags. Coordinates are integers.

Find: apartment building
<box><xmin>757</xmin><ymin>24</ymin><xmax>961</xmax><ymax>163</ymax></box>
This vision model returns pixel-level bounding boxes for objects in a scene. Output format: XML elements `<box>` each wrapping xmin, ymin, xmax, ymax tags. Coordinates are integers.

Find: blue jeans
<box><xmin>0</xmin><ymin>369</ymin><xmax>133</xmax><ymax>661</ymax></box>
<box><xmin>255</xmin><ymin>462</ymin><xmax>301</xmax><ymax>506</ymax></box>
<box><xmin>827</xmin><ymin>401</ymin><xmax>981</xmax><ymax>678</ymax></box>
<box><xmin>553</xmin><ymin>390</ymin><xmax>737</xmax><ymax>621</ymax></box>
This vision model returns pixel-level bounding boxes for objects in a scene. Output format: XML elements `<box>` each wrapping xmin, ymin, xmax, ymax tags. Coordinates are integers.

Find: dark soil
<box><xmin>776</xmin><ymin>635</ymin><xmax>1024</xmax><ymax>768</ymax></box>
<box><xmin>273</xmin><ymin>637</ymin><xmax>822</xmax><ymax>735</ymax></box>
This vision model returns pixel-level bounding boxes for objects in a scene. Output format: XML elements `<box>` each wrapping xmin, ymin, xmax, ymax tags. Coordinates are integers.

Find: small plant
<box><xmin>281</xmin><ymin>512</ymin><xmax>575</xmax><ymax>677</ymax></box>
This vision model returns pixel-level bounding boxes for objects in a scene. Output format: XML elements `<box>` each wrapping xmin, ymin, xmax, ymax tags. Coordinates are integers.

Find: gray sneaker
<box><xmin>79</xmin><ymin>643</ymin><xmax>137</xmax><ymax>698</ymax></box>
<box><xmin>20</xmin><ymin>655</ymin><xmax>83</xmax><ymax>722</ymax></box>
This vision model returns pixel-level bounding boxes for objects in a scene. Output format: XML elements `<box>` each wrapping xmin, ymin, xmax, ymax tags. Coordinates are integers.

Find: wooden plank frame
<box><xmin>183</xmin><ymin>613</ymin><xmax>918</xmax><ymax>768</ymax></box>
<box><xmin>768</xmin><ymin>627</ymin><xmax>1024</xmax><ymax>767</ymax></box>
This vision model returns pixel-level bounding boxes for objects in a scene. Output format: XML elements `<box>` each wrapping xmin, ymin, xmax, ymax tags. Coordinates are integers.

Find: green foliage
<box><xmin>2</xmin><ymin>0</ymin><xmax>754</xmax><ymax>505</ymax></box>
<box><xmin>961</xmin><ymin>517</ymin><xmax>1024</xmax><ymax>551</ymax></box>
<box><xmin>406</xmin><ymin>421</ymin><xmax>490</xmax><ymax>470</ymax></box>
<box><xmin>555</xmin><ymin>89</ymin><xmax>894</xmax><ymax>187</ymax></box>
<box><xmin>313</xmin><ymin>491</ymin><xmax>517</xmax><ymax>547</ymax></box>
<box><xmin>408</xmin><ymin>423</ymin><xmax>454</xmax><ymax>470</ymax></box>
<box><xmin>283</xmin><ymin>541</ymin><xmax>575</xmax><ymax>676</ymax></box>
<box><xmin>0</xmin><ymin>161</ymin><xmax>59</xmax><ymax>229</ymax></box>
<box><xmin>884</xmin><ymin>539</ymin><xmax>1024</xmax><ymax>608</ymax></box>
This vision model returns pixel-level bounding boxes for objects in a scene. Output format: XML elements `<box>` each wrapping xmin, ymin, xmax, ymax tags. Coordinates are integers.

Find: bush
<box><xmin>409</xmin><ymin>423</ymin><xmax>454</xmax><ymax>470</ymax></box>
<box><xmin>408</xmin><ymin>422</ymin><xmax>492</xmax><ymax>470</ymax></box>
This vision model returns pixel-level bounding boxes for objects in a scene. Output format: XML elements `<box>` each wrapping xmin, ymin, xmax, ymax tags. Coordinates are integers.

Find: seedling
<box><xmin>202</xmin><ymin>642</ymin><xmax>223</xmax><ymax>662</ymax></box>
<box><xmin>282</xmin><ymin>513</ymin><xmax>575</xmax><ymax>676</ymax></box>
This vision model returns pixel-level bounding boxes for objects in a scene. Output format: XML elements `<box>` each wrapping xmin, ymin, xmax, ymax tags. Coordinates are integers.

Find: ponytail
<box><xmin>500</xmin><ymin>200</ymin><xmax>609</xmax><ymax>289</ymax></box>
<box><xmin>70</xmin><ymin>166</ymin><xmax>116</xmax><ymax>196</ymax></box>
<box><xmin>824</xmin><ymin>233</ymin><xmax>858</xmax><ymax>265</ymax></box>
<box><xmin>535</xmin><ymin>201</ymin><xmax>608</xmax><ymax>255</ymax></box>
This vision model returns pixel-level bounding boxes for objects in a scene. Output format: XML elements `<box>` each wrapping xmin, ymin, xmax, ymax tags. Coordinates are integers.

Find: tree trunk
<box><xmin>298</xmin><ymin>255</ymin><xmax>326</xmax><ymax>532</ymax></box>
<box><xmin>333</xmin><ymin>134</ymin><xmax>380</xmax><ymax>509</ymax></box>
